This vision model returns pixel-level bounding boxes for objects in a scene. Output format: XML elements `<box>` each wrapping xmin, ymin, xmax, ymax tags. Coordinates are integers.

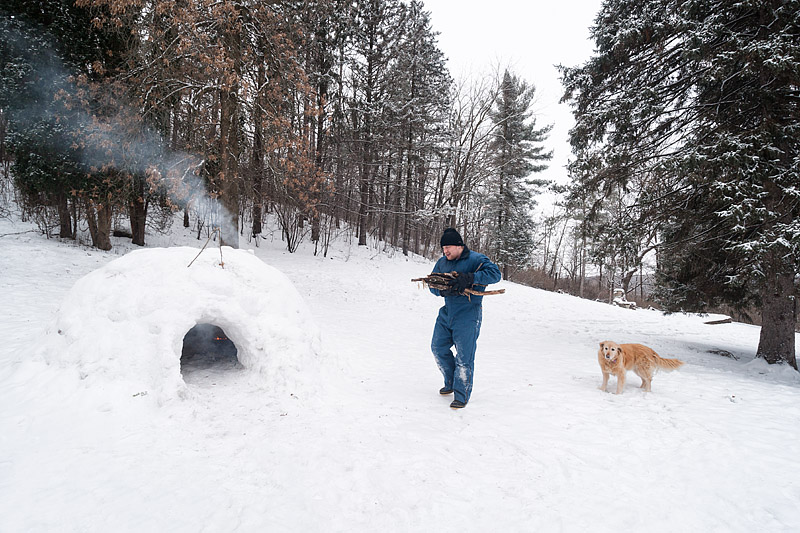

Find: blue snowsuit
<box><xmin>430</xmin><ymin>247</ymin><xmax>502</xmax><ymax>405</ymax></box>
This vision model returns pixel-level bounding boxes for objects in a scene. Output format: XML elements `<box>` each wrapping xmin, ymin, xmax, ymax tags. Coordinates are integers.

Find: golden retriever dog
<box><xmin>598</xmin><ymin>341</ymin><xmax>684</xmax><ymax>394</ymax></box>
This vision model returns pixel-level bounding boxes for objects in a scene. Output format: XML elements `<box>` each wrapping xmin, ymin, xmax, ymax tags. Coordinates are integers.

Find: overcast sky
<box><xmin>421</xmin><ymin>0</ymin><xmax>605</xmax><ymax>199</ymax></box>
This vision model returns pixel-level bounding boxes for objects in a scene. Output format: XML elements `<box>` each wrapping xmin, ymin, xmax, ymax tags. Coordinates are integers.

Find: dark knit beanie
<box><xmin>440</xmin><ymin>228</ymin><xmax>464</xmax><ymax>247</ymax></box>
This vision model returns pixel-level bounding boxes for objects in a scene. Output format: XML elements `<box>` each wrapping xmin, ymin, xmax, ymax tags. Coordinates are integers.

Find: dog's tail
<box><xmin>655</xmin><ymin>355</ymin><xmax>684</xmax><ymax>371</ymax></box>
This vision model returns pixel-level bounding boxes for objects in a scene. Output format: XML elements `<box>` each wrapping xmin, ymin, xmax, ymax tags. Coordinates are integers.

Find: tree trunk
<box><xmin>56</xmin><ymin>191</ymin><xmax>73</xmax><ymax>239</ymax></box>
<box><xmin>130</xmin><ymin>197</ymin><xmax>147</xmax><ymax>246</ymax></box>
<box><xmin>579</xmin><ymin>234</ymin><xmax>586</xmax><ymax>299</ymax></box>
<box><xmin>402</xmin><ymin>152</ymin><xmax>412</xmax><ymax>256</ymax></box>
<box><xmin>217</xmin><ymin>12</ymin><xmax>241</xmax><ymax>249</ymax></box>
<box><xmin>251</xmin><ymin>60</ymin><xmax>266</xmax><ymax>238</ymax></box>
<box><xmin>358</xmin><ymin>154</ymin><xmax>370</xmax><ymax>246</ymax></box>
<box><xmin>97</xmin><ymin>203</ymin><xmax>112</xmax><ymax>250</ymax></box>
<box><xmin>216</xmin><ymin>87</ymin><xmax>240</xmax><ymax>247</ymax></box>
<box><xmin>358</xmin><ymin>14</ymin><xmax>377</xmax><ymax>248</ymax></box>
<box><xmin>71</xmin><ymin>198</ymin><xmax>78</xmax><ymax>239</ymax></box>
<box><xmin>311</xmin><ymin>79</ymin><xmax>326</xmax><ymax>245</ymax></box>
<box><xmin>252</xmin><ymin>178</ymin><xmax>263</xmax><ymax>237</ymax></box>
<box><xmin>756</xmin><ymin>252</ymin><xmax>798</xmax><ymax>369</ymax></box>
<box><xmin>130</xmin><ymin>175</ymin><xmax>147</xmax><ymax>246</ymax></box>
<box><xmin>620</xmin><ymin>268</ymin><xmax>636</xmax><ymax>297</ymax></box>
<box><xmin>85</xmin><ymin>200</ymin><xmax>112</xmax><ymax>251</ymax></box>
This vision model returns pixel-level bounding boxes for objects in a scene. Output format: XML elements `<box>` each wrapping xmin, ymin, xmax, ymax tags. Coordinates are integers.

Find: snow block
<box><xmin>38</xmin><ymin>246</ymin><xmax>321</xmax><ymax>400</ymax></box>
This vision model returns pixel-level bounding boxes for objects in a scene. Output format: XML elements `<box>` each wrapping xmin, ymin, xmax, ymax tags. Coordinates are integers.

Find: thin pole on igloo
<box><xmin>187</xmin><ymin>227</ymin><xmax>225</xmax><ymax>269</ymax></box>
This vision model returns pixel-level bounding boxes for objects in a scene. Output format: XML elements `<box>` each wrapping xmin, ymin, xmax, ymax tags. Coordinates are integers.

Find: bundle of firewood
<box><xmin>411</xmin><ymin>271</ymin><xmax>505</xmax><ymax>296</ymax></box>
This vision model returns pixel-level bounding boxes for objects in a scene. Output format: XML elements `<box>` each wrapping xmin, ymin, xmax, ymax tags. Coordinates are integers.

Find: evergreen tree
<box><xmin>1</xmin><ymin>0</ymin><xmax>126</xmax><ymax>245</ymax></box>
<box><xmin>488</xmin><ymin>70</ymin><xmax>552</xmax><ymax>279</ymax></box>
<box><xmin>389</xmin><ymin>0</ymin><xmax>451</xmax><ymax>255</ymax></box>
<box><xmin>562</xmin><ymin>0</ymin><xmax>799</xmax><ymax>368</ymax></box>
<box><xmin>0</xmin><ymin>6</ymin><xmax>76</xmax><ymax>217</ymax></box>
<box><xmin>349</xmin><ymin>0</ymin><xmax>403</xmax><ymax>246</ymax></box>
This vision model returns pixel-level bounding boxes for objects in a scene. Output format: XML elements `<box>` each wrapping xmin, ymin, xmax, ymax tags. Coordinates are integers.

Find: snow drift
<box><xmin>3</xmin><ymin>212</ymin><xmax>800</xmax><ymax>532</ymax></box>
<box><xmin>38</xmin><ymin>246</ymin><xmax>321</xmax><ymax>400</ymax></box>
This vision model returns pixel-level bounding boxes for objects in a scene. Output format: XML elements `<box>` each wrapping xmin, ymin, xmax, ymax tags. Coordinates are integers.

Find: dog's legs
<box><xmin>615</xmin><ymin>371</ymin><xmax>625</xmax><ymax>394</ymax></box>
<box><xmin>635</xmin><ymin>367</ymin><xmax>653</xmax><ymax>392</ymax></box>
<box><xmin>634</xmin><ymin>367</ymin><xmax>649</xmax><ymax>390</ymax></box>
<box><xmin>600</xmin><ymin>371</ymin><xmax>610</xmax><ymax>392</ymax></box>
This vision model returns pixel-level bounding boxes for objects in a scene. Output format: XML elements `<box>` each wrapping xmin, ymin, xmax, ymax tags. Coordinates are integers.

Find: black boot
<box><xmin>439</xmin><ymin>387</ymin><xmax>453</xmax><ymax>395</ymax></box>
<box><xmin>450</xmin><ymin>400</ymin><xmax>466</xmax><ymax>409</ymax></box>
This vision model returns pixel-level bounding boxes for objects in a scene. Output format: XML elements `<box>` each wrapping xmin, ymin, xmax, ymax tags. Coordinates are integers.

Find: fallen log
<box><xmin>412</xmin><ymin>271</ymin><xmax>505</xmax><ymax>297</ymax></box>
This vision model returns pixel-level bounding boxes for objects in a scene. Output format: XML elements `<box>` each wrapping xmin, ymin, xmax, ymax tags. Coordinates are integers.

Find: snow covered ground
<box><xmin>1</xmin><ymin>213</ymin><xmax>799</xmax><ymax>532</ymax></box>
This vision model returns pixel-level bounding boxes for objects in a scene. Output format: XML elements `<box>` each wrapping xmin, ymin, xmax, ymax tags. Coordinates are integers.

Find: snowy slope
<box><xmin>1</xmin><ymin>214</ymin><xmax>799</xmax><ymax>532</ymax></box>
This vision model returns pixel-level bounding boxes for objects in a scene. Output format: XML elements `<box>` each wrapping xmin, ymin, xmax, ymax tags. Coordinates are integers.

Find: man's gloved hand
<box><xmin>448</xmin><ymin>272</ymin><xmax>474</xmax><ymax>294</ymax></box>
<box><xmin>439</xmin><ymin>287</ymin><xmax>457</xmax><ymax>297</ymax></box>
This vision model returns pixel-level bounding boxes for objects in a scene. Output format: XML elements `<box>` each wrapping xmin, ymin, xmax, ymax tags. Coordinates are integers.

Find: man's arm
<box><xmin>472</xmin><ymin>255</ymin><xmax>502</xmax><ymax>287</ymax></box>
<box><xmin>429</xmin><ymin>257</ymin><xmax>445</xmax><ymax>296</ymax></box>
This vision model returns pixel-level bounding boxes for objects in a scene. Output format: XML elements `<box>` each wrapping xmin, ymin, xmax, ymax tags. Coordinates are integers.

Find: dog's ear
<box><xmin>599</xmin><ymin>342</ymin><xmax>605</xmax><ymax>349</ymax></box>
<box><xmin>617</xmin><ymin>345</ymin><xmax>624</xmax><ymax>357</ymax></box>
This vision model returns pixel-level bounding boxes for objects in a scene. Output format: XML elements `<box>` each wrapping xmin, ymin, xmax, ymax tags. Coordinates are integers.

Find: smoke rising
<box><xmin>1</xmin><ymin>11</ymin><xmax>238</xmax><ymax>245</ymax></box>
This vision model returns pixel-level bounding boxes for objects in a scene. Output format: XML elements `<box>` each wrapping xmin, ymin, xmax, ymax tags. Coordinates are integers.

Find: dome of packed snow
<box><xmin>40</xmin><ymin>246</ymin><xmax>321</xmax><ymax>400</ymax></box>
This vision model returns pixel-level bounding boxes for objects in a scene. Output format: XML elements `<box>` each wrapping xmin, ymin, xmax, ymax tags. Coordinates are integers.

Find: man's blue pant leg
<box><xmin>431</xmin><ymin>307</ymin><xmax>456</xmax><ymax>390</ymax></box>
<box><xmin>431</xmin><ymin>305</ymin><xmax>482</xmax><ymax>404</ymax></box>
<box><xmin>451</xmin><ymin>306</ymin><xmax>481</xmax><ymax>403</ymax></box>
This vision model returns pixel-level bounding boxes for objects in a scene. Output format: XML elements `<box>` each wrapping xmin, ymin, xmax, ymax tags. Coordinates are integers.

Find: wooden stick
<box><xmin>188</xmin><ymin>228</ymin><xmax>224</xmax><ymax>268</ymax></box>
<box><xmin>465</xmin><ymin>288</ymin><xmax>505</xmax><ymax>296</ymax></box>
<box><xmin>412</xmin><ymin>273</ymin><xmax>505</xmax><ymax>296</ymax></box>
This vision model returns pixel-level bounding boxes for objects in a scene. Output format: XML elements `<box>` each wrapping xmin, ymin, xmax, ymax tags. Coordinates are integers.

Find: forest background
<box><xmin>1</xmin><ymin>0</ymin><xmax>797</xmax><ymax>368</ymax></box>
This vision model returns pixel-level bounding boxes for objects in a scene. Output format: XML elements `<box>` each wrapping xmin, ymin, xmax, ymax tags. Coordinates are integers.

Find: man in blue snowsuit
<box><xmin>430</xmin><ymin>228</ymin><xmax>502</xmax><ymax>409</ymax></box>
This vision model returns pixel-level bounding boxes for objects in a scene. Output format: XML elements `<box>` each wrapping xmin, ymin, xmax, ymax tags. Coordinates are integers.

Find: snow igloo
<box><xmin>41</xmin><ymin>246</ymin><xmax>321</xmax><ymax>400</ymax></box>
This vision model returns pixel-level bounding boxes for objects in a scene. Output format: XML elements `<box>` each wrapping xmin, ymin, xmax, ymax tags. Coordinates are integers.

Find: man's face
<box><xmin>442</xmin><ymin>245</ymin><xmax>464</xmax><ymax>261</ymax></box>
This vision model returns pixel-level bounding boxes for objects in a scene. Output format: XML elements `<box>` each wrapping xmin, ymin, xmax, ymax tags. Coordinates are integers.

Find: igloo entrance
<box><xmin>180</xmin><ymin>323</ymin><xmax>243</xmax><ymax>378</ymax></box>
